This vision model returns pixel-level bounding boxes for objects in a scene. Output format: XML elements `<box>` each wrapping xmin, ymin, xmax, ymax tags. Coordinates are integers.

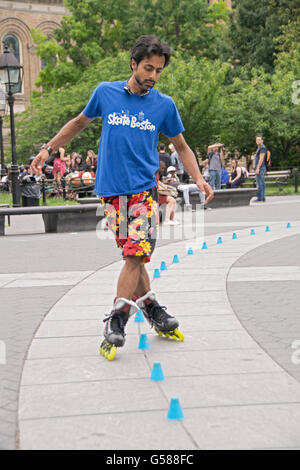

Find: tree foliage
<box><xmin>31</xmin><ymin>0</ymin><xmax>230</xmax><ymax>90</ymax></box>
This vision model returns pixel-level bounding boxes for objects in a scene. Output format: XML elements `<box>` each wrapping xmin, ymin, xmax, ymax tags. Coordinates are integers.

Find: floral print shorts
<box><xmin>99</xmin><ymin>187</ymin><xmax>159</xmax><ymax>264</ymax></box>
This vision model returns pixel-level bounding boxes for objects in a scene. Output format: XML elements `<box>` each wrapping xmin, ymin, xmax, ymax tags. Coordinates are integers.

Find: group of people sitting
<box><xmin>41</xmin><ymin>149</ymin><xmax>98</xmax><ymax>199</ymax></box>
<box><xmin>156</xmin><ymin>142</ymin><xmax>249</xmax><ymax>223</ymax></box>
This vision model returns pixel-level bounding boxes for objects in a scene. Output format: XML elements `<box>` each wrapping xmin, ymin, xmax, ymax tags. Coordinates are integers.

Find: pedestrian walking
<box><xmin>31</xmin><ymin>35</ymin><xmax>213</xmax><ymax>360</ymax></box>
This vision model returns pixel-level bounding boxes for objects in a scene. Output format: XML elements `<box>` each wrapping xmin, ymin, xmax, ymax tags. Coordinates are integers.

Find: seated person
<box><xmin>156</xmin><ymin>163</ymin><xmax>179</xmax><ymax>225</ymax></box>
<box><xmin>226</xmin><ymin>159</ymin><xmax>245</xmax><ymax>188</ymax></box>
<box><xmin>177</xmin><ymin>182</ymin><xmax>205</xmax><ymax>210</ymax></box>
<box><xmin>166</xmin><ymin>166</ymin><xmax>180</xmax><ymax>186</ymax></box>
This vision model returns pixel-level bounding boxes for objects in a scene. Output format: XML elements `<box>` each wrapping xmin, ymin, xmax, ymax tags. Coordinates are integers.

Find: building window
<box><xmin>3</xmin><ymin>34</ymin><xmax>22</xmax><ymax>93</ymax></box>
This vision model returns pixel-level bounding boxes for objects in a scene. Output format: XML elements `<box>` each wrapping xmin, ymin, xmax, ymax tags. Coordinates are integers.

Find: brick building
<box><xmin>0</xmin><ymin>0</ymin><xmax>68</xmax><ymax>112</ymax></box>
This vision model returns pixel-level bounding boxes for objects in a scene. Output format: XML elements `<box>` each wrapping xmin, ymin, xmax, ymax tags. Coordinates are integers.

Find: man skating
<box><xmin>31</xmin><ymin>35</ymin><xmax>213</xmax><ymax>360</ymax></box>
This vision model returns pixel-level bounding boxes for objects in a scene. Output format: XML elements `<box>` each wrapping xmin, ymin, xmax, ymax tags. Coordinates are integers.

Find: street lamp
<box><xmin>0</xmin><ymin>43</ymin><xmax>23</xmax><ymax>207</ymax></box>
<box><xmin>0</xmin><ymin>86</ymin><xmax>5</xmax><ymax>178</ymax></box>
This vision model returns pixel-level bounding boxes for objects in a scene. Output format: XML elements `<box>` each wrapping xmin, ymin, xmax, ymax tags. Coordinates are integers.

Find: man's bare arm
<box><xmin>169</xmin><ymin>133</ymin><xmax>214</xmax><ymax>203</ymax></box>
<box><xmin>31</xmin><ymin>113</ymin><xmax>93</xmax><ymax>174</ymax></box>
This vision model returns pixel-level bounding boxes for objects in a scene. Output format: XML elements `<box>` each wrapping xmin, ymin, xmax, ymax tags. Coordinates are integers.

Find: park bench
<box><xmin>242</xmin><ymin>169</ymin><xmax>292</xmax><ymax>188</ymax></box>
<box><xmin>0</xmin><ymin>203</ymin><xmax>104</xmax><ymax>236</ymax></box>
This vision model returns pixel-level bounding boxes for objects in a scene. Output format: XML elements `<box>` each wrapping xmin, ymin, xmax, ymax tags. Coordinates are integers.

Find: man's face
<box><xmin>256</xmin><ymin>136</ymin><xmax>263</xmax><ymax>146</ymax></box>
<box><xmin>131</xmin><ymin>55</ymin><xmax>165</xmax><ymax>92</ymax></box>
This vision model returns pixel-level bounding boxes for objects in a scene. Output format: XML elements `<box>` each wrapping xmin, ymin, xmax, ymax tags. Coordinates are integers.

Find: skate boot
<box><xmin>136</xmin><ymin>291</ymin><xmax>184</xmax><ymax>341</ymax></box>
<box><xmin>100</xmin><ymin>298</ymin><xmax>138</xmax><ymax>360</ymax></box>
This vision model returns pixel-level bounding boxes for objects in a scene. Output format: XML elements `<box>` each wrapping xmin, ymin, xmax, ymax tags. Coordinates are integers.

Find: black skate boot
<box><xmin>100</xmin><ymin>298</ymin><xmax>138</xmax><ymax>360</ymax></box>
<box><xmin>136</xmin><ymin>291</ymin><xmax>184</xmax><ymax>341</ymax></box>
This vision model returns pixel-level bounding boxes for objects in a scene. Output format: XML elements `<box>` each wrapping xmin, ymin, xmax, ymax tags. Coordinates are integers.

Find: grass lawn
<box><xmin>0</xmin><ymin>192</ymin><xmax>78</xmax><ymax>207</ymax></box>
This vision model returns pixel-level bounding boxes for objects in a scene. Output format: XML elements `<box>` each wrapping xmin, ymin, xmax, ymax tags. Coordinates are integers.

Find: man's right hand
<box><xmin>30</xmin><ymin>149</ymin><xmax>49</xmax><ymax>176</ymax></box>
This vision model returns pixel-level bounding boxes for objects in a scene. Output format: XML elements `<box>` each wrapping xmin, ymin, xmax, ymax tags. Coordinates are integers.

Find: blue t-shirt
<box><xmin>255</xmin><ymin>145</ymin><xmax>267</xmax><ymax>169</ymax></box>
<box><xmin>83</xmin><ymin>80</ymin><xmax>185</xmax><ymax>196</ymax></box>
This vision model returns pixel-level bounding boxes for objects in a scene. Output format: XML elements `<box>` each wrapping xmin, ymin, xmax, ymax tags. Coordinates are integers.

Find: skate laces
<box><xmin>103</xmin><ymin>312</ymin><xmax>128</xmax><ymax>335</ymax></box>
<box><xmin>146</xmin><ymin>302</ymin><xmax>170</xmax><ymax>327</ymax></box>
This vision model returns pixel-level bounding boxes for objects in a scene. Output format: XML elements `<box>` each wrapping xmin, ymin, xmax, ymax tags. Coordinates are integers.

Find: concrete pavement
<box><xmin>1</xmin><ymin>195</ymin><xmax>300</xmax><ymax>449</ymax></box>
<box><xmin>9</xmin><ymin>196</ymin><xmax>300</xmax><ymax>450</ymax></box>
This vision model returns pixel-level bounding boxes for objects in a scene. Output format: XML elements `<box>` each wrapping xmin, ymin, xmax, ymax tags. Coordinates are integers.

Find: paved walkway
<box><xmin>15</xmin><ymin>201</ymin><xmax>300</xmax><ymax>450</ymax></box>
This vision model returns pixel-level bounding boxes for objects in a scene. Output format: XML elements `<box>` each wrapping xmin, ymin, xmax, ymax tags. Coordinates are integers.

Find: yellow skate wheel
<box><xmin>100</xmin><ymin>340</ymin><xmax>117</xmax><ymax>361</ymax></box>
<box><xmin>173</xmin><ymin>329</ymin><xmax>184</xmax><ymax>341</ymax></box>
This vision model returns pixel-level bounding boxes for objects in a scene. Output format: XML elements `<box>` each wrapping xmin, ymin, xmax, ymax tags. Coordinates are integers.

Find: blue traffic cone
<box><xmin>172</xmin><ymin>254</ymin><xmax>179</xmax><ymax>263</ymax></box>
<box><xmin>167</xmin><ymin>397</ymin><xmax>184</xmax><ymax>420</ymax></box>
<box><xmin>153</xmin><ymin>268</ymin><xmax>160</xmax><ymax>278</ymax></box>
<box><xmin>187</xmin><ymin>248</ymin><xmax>194</xmax><ymax>255</ymax></box>
<box><xmin>201</xmin><ymin>242</ymin><xmax>207</xmax><ymax>250</ymax></box>
<box><xmin>150</xmin><ymin>362</ymin><xmax>165</xmax><ymax>381</ymax></box>
<box><xmin>160</xmin><ymin>261</ymin><xmax>167</xmax><ymax>271</ymax></box>
<box><xmin>134</xmin><ymin>310</ymin><xmax>145</xmax><ymax>323</ymax></box>
<box><xmin>250</xmin><ymin>229</ymin><xmax>255</xmax><ymax>235</ymax></box>
<box><xmin>217</xmin><ymin>236</ymin><xmax>223</xmax><ymax>244</ymax></box>
<box><xmin>138</xmin><ymin>333</ymin><xmax>150</xmax><ymax>350</ymax></box>
<box><xmin>286</xmin><ymin>222</ymin><xmax>291</xmax><ymax>229</ymax></box>
<box><xmin>265</xmin><ymin>226</ymin><xmax>270</xmax><ymax>232</ymax></box>
<box><xmin>232</xmin><ymin>232</ymin><xmax>238</xmax><ymax>239</ymax></box>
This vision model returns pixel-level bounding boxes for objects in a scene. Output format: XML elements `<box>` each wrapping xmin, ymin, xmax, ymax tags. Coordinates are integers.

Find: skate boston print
<box><xmin>107</xmin><ymin>110</ymin><xmax>156</xmax><ymax>132</ymax></box>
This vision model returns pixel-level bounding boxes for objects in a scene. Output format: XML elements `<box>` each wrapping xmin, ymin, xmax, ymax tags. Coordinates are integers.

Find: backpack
<box><xmin>265</xmin><ymin>150</ymin><xmax>271</xmax><ymax>168</ymax></box>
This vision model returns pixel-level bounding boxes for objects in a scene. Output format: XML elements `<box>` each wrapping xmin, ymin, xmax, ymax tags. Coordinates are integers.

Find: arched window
<box><xmin>3</xmin><ymin>34</ymin><xmax>22</xmax><ymax>93</ymax></box>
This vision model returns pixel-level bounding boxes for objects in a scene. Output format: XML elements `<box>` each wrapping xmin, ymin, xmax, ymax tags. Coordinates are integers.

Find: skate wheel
<box><xmin>99</xmin><ymin>340</ymin><xmax>117</xmax><ymax>361</ymax></box>
<box><xmin>173</xmin><ymin>329</ymin><xmax>184</xmax><ymax>341</ymax></box>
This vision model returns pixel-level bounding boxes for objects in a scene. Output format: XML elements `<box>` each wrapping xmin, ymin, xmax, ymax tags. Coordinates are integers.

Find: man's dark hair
<box><xmin>256</xmin><ymin>135</ymin><xmax>264</xmax><ymax>140</ymax></box>
<box><xmin>159</xmin><ymin>143</ymin><xmax>166</xmax><ymax>151</ymax></box>
<box><xmin>130</xmin><ymin>35</ymin><xmax>172</xmax><ymax>70</ymax></box>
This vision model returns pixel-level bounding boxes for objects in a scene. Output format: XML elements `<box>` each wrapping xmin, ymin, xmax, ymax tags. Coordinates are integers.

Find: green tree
<box><xmin>31</xmin><ymin>0</ymin><xmax>230</xmax><ymax>90</ymax></box>
<box><xmin>229</xmin><ymin>0</ymin><xmax>285</xmax><ymax>74</ymax></box>
<box><xmin>219</xmin><ymin>60</ymin><xmax>300</xmax><ymax>167</ymax></box>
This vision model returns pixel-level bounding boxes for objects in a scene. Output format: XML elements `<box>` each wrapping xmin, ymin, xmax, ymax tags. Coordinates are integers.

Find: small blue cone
<box><xmin>265</xmin><ymin>226</ymin><xmax>270</xmax><ymax>232</ymax></box>
<box><xmin>217</xmin><ymin>236</ymin><xmax>223</xmax><ymax>244</ymax></box>
<box><xmin>232</xmin><ymin>232</ymin><xmax>238</xmax><ymax>239</ymax></box>
<box><xmin>187</xmin><ymin>248</ymin><xmax>194</xmax><ymax>255</ymax></box>
<box><xmin>154</xmin><ymin>268</ymin><xmax>160</xmax><ymax>278</ymax></box>
<box><xmin>250</xmin><ymin>229</ymin><xmax>255</xmax><ymax>235</ymax></box>
<box><xmin>173</xmin><ymin>254</ymin><xmax>179</xmax><ymax>263</ymax></box>
<box><xmin>287</xmin><ymin>222</ymin><xmax>291</xmax><ymax>229</ymax></box>
<box><xmin>160</xmin><ymin>261</ymin><xmax>167</xmax><ymax>271</ymax></box>
<box><xmin>150</xmin><ymin>362</ymin><xmax>165</xmax><ymax>382</ymax></box>
<box><xmin>134</xmin><ymin>310</ymin><xmax>145</xmax><ymax>323</ymax></box>
<box><xmin>138</xmin><ymin>333</ymin><xmax>150</xmax><ymax>350</ymax></box>
<box><xmin>167</xmin><ymin>397</ymin><xmax>184</xmax><ymax>420</ymax></box>
<box><xmin>201</xmin><ymin>242</ymin><xmax>207</xmax><ymax>250</ymax></box>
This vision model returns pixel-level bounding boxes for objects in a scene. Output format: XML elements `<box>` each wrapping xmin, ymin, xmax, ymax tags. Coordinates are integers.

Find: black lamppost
<box><xmin>0</xmin><ymin>86</ymin><xmax>6</xmax><ymax>178</ymax></box>
<box><xmin>0</xmin><ymin>44</ymin><xmax>23</xmax><ymax>207</ymax></box>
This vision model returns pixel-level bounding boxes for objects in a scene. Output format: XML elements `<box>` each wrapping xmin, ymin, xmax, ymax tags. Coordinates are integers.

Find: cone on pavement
<box><xmin>265</xmin><ymin>226</ymin><xmax>270</xmax><ymax>232</ymax></box>
<box><xmin>173</xmin><ymin>254</ymin><xmax>179</xmax><ymax>263</ymax></box>
<box><xmin>250</xmin><ymin>229</ymin><xmax>255</xmax><ymax>235</ymax></box>
<box><xmin>160</xmin><ymin>261</ymin><xmax>167</xmax><ymax>271</ymax></box>
<box><xmin>287</xmin><ymin>222</ymin><xmax>291</xmax><ymax>228</ymax></box>
<box><xmin>138</xmin><ymin>333</ymin><xmax>150</xmax><ymax>350</ymax></box>
<box><xmin>150</xmin><ymin>362</ymin><xmax>165</xmax><ymax>381</ymax></box>
<box><xmin>154</xmin><ymin>268</ymin><xmax>160</xmax><ymax>278</ymax></box>
<box><xmin>217</xmin><ymin>236</ymin><xmax>223</xmax><ymax>244</ymax></box>
<box><xmin>134</xmin><ymin>310</ymin><xmax>145</xmax><ymax>323</ymax></box>
<box><xmin>187</xmin><ymin>248</ymin><xmax>194</xmax><ymax>255</ymax></box>
<box><xmin>232</xmin><ymin>232</ymin><xmax>238</xmax><ymax>239</ymax></box>
<box><xmin>167</xmin><ymin>397</ymin><xmax>184</xmax><ymax>420</ymax></box>
<box><xmin>202</xmin><ymin>242</ymin><xmax>208</xmax><ymax>250</ymax></box>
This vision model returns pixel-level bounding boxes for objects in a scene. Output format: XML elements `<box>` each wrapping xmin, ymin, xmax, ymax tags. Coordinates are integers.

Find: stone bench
<box><xmin>0</xmin><ymin>204</ymin><xmax>104</xmax><ymax>236</ymax></box>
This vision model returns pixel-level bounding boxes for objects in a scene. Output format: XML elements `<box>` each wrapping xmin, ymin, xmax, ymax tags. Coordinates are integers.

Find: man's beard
<box><xmin>134</xmin><ymin>74</ymin><xmax>155</xmax><ymax>90</ymax></box>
